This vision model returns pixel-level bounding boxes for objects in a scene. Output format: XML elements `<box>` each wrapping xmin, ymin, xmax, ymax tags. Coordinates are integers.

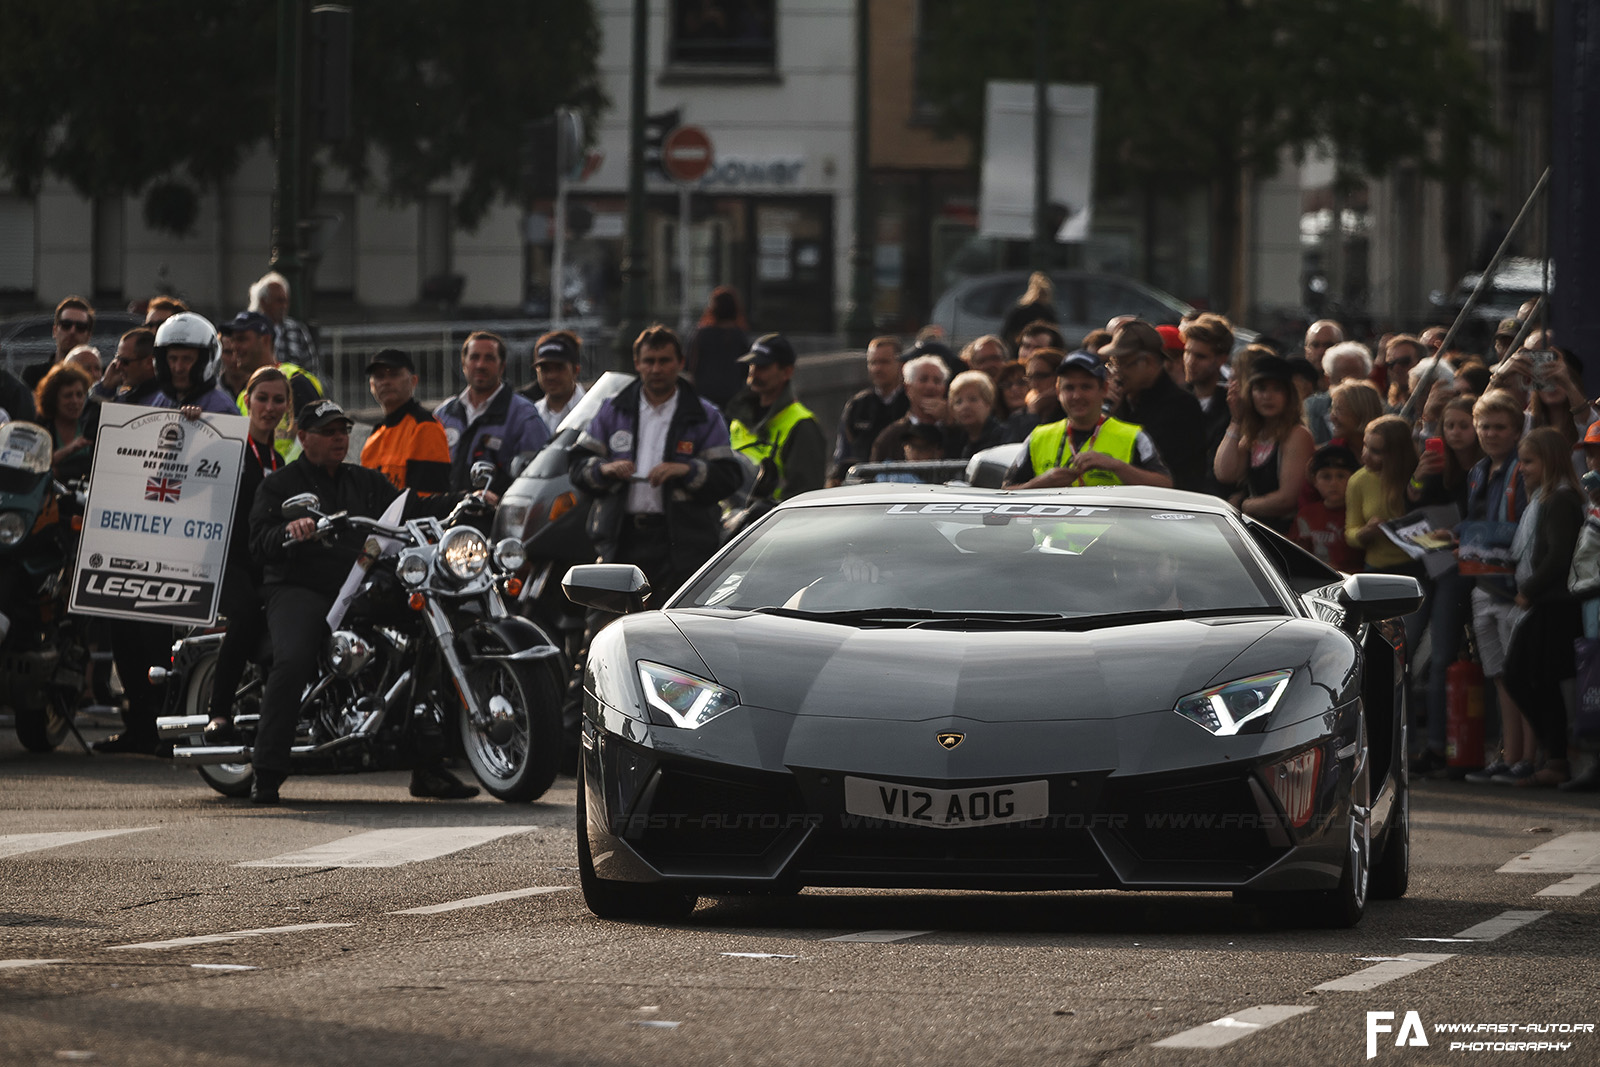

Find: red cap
<box><xmin>1156</xmin><ymin>324</ymin><xmax>1184</xmax><ymax>355</ymax></box>
<box><xmin>1584</xmin><ymin>421</ymin><xmax>1600</xmax><ymax>447</ymax></box>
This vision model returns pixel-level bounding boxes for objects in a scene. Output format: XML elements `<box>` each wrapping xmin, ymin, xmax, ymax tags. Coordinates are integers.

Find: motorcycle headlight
<box><xmin>397</xmin><ymin>550</ymin><xmax>430</xmax><ymax>587</ymax></box>
<box><xmin>1173</xmin><ymin>670</ymin><xmax>1293</xmax><ymax>736</ymax></box>
<box><xmin>638</xmin><ymin>660</ymin><xmax>740</xmax><ymax>730</ymax></box>
<box><xmin>493</xmin><ymin>537</ymin><xmax>526</xmax><ymax>573</ymax></box>
<box><xmin>0</xmin><ymin>510</ymin><xmax>27</xmax><ymax>547</ymax></box>
<box><xmin>439</xmin><ymin>527</ymin><xmax>489</xmax><ymax>580</ymax></box>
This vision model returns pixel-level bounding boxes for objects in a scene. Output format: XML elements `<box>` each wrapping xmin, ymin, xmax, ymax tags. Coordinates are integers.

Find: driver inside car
<box><xmin>247</xmin><ymin>400</ymin><xmax>490</xmax><ymax>806</ymax></box>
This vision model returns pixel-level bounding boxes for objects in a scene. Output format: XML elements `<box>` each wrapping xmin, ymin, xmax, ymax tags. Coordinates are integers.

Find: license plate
<box><xmin>843</xmin><ymin>776</ymin><xmax>1049</xmax><ymax>829</ymax></box>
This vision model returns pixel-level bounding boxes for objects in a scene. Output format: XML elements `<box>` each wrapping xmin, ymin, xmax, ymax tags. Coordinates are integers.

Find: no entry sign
<box><xmin>662</xmin><ymin>125</ymin><xmax>714</xmax><ymax>183</ymax></box>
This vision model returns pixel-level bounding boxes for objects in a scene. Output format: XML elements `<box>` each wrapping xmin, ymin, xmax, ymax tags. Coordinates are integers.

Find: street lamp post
<box><xmin>1029</xmin><ymin>0</ymin><xmax>1051</xmax><ymax>272</ymax></box>
<box><xmin>843</xmin><ymin>0</ymin><xmax>874</xmax><ymax>346</ymax></box>
<box><xmin>271</xmin><ymin>0</ymin><xmax>306</xmax><ymax>318</ymax></box>
<box><xmin>614</xmin><ymin>0</ymin><xmax>650</xmax><ymax>369</ymax></box>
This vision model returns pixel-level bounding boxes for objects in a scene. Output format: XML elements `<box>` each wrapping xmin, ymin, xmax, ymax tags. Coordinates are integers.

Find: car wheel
<box><xmin>1369</xmin><ymin>750</ymin><xmax>1410</xmax><ymax>900</ymax></box>
<box><xmin>576</xmin><ymin>765</ymin><xmax>697</xmax><ymax>922</ymax></box>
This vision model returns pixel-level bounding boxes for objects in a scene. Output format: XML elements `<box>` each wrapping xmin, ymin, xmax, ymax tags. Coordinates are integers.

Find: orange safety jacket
<box><xmin>359</xmin><ymin>398</ymin><xmax>452</xmax><ymax>493</ymax></box>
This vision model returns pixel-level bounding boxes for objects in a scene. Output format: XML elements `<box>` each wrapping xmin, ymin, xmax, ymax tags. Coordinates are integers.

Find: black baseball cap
<box><xmin>1310</xmin><ymin>443</ymin><xmax>1360</xmax><ymax>475</ymax></box>
<box><xmin>534</xmin><ymin>335</ymin><xmax>581</xmax><ymax>366</ymax></box>
<box><xmin>739</xmin><ymin>333</ymin><xmax>797</xmax><ymax>367</ymax></box>
<box><xmin>1056</xmin><ymin>350</ymin><xmax>1108</xmax><ymax>382</ymax></box>
<box><xmin>365</xmin><ymin>348</ymin><xmax>414</xmax><ymax>374</ymax></box>
<box><xmin>220</xmin><ymin>310</ymin><xmax>273</xmax><ymax>337</ymax></box>
<box><xmin>299</xmin><ymin>399</ymin><xmax>354</xmax><ymax>433</ymax></box>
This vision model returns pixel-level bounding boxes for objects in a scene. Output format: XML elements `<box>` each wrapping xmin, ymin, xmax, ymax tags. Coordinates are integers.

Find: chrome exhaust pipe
<box><xmin>157</xmin><ymin>715</ymin><xmax>210</xmax><ymax>740</ymax></box>
<box><xmin>172</xmin><ymin>745</ymin><xmax>252</xmax><ymax>765</ymax></box>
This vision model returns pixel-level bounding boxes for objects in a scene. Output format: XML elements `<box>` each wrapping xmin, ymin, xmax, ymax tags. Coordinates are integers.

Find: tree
<box><xmin>918</xmin><ymin>0</ymin><xmax>1496</xmax><ymax>317</ymax></box>
<box><xmin>0</xmin><ymin>0</ymin><xmax>604</xmax><ymax>236</ymax></box>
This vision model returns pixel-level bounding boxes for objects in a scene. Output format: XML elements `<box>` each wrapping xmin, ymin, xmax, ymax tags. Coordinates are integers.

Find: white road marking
<box><xmin>0</xmin><ymin>828</ymin><xmax>154</xmax><ymax>859</ymax></box>
<box><xmin>1451</xmin><ymin>910</ymin><xmax>1548</xmax><ymax>941</ymax></box>
<box><xmin>632</xmin><ymin>1021</ymin><xmax>680</xmax><ymax>1029</ymax></box>
<box><xmin>389</xmin><ymin>886</ymin><xmax>568</xmax><ymax>915</ymax></box>
<box><xmin>1536</xmin><ymin>874</ymin><xmax>1600</xmax><ymax>898</ymax></box>
<box><xmin>190</xmin><ymin>964</ymin><xmax>258</xmax><ymax>971</ymax></box>
<box><xmin>1498</xmin><ymin>832</ymin><xmax>1600</xmax><ymax>874</ymax></box>
<box><xmin>237</xmin><ymin>826</ymin><xmax>534</xmax><ymax>868</ymax></box>
<box><xmin>721</xmin><ymin>952</ymin><xmax>798</xmax><ymax>959</ymax></box>
<box><xmin>0</xmin><ymin>959</ymin><xmax>66</xmax><ymax>970</ymax></box>
<box><xmin>1152</xmin><ymin>1005</ymin><xmax>1316</xmax><ymax>1049</ymax></box>
<box><xmin>824</xmin><ymin>930</ymin><xmax>933</xmax><ymax>943</ymax></box>
<box><xmin>109</xmin><ymin>922</ymin><xmax>353</xmax><ymax>951</ymax></box>
<box><xmin>1312</xmin><ymin>953</ymin><xmax>1455</xmax><ymax>992</ymax></box>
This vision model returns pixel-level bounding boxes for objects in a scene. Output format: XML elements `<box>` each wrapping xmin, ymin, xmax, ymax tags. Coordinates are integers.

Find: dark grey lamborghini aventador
<box><xmin>562</xmin><ymin>485</ymin><xmax>1423</xmax><ymax>926</ymax></box>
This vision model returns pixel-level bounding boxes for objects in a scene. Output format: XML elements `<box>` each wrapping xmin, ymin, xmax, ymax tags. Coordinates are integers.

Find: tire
<box><xmin>456</xmin><ymin>628</ymin><xmax>562</xmax><ymax>802</ymax></box>
<box><xmin>182</xmin><ymin>648</ymin><xmax>254</xmax><ymax>799</ymax></box>
<box><xmin>576</xmin><ymin>764</ymin><xmax>698</xmax><ymax>922</ymax></box>
<box><xmin>14</xmin><ymin>693</ymin><xmax>74</xmax><ymax>752</ymax></box>
<box><xmin>1370</xmin><ymin>751</ymin><xmax>1410</xmax><ymax>900</ymax></box>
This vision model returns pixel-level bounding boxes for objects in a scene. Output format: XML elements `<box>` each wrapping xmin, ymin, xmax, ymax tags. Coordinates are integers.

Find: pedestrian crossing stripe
<box><xmin>237</xmin><ymin>826</ymin><xmax>536</xmax><ymax>868</ymax></box>
<box><xmin>0</xmin><ymin>828</ymin><xmax>155</xmax><ymax>859</ymax></box>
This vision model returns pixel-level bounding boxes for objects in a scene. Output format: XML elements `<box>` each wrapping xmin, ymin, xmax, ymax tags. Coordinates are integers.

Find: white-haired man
<box><xmin>249</xmin><ymin>271</ymin><xmax>319</xmax><ymax>376</ymax></box>
<box><xmin>869</xmin><ymin>354</ymin><xmax>949</xmax><ymax>463</ymax></box>
<box><xmin>1305</xmin><ymin>335</ymin><xmax>1368</xmax><ymax>445</ymax></box>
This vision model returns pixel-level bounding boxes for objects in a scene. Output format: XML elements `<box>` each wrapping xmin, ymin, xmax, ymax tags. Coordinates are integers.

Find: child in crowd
<box><xmin>1502</xmin><ymin>427</ymin><xmax>1585</xmax><ymax>787</ymax></box>
<box><xmin>1460</xmin><ymin>390</ymin><xmax>1533</xmax><ymax>783</ymax></box>
<box><xmin>875</xmin><ymin>424</ymin><xmax>945</xmax><ymax>483</ymax></box>
<box><xmin>1563</xmin><ymin>425</ymin><xmax>1600</xmax><ymax>792</ymax></box>
<box><xmin>1295</xmin><ymin>444</ymin><xmax>1363</xmax><ymax>572</ymax></box>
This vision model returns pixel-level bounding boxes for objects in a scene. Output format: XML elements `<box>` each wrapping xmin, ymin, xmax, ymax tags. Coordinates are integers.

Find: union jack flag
<box><xmin>145</xmin><ymin>476</ymin><xmax>182</xmax><ymax>503</ymax></box>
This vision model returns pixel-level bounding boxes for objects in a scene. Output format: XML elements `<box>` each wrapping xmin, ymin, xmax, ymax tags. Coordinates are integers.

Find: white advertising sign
<box><xmin>70</xmin><ymin>405</ymin><xmax>248</xmax><ymax>626</ymax></box>
<box><xmin>980</xmin><ymin>82</ymin><xmax>1099</xmax><ymax>242</ymax></box>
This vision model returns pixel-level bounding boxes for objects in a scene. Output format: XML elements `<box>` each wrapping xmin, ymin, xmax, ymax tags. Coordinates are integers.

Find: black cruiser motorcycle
<box><xmin>156</xmin><ymin>469</ymin><xmax>563</xmax><ymax>801</ymax></box>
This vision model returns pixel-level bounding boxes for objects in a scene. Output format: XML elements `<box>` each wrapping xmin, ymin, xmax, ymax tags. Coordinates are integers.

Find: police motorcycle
<box><xmin>0</xmin><ymin>420</ymin><xmax>92</xmax><ymax>752</ymax></box>
<box><xmin>494</xmin><ymin>372</ymin><xmax>757</xmax><ymax>764</ymax></box>
<box><xmin>157</xmin><ymin>463</ymin><xmax>564</xmax><ymax>801</ymax></box>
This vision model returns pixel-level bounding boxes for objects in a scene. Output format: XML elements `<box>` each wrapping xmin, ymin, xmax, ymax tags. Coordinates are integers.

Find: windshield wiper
<box><xmin>913</xmin><ymin>607</ymin><xmax>1282</xmax><ymax>631</ymax></box>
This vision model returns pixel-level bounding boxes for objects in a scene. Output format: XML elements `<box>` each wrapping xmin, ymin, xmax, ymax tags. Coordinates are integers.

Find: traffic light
<box><xmin>643</xmin><ymin>108</ymin><xmax>682</xmax><ymax>181</ymax></box>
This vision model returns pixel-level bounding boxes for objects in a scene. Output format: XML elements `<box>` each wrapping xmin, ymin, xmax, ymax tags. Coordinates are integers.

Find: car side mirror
<box><xmin>1336</xmin><ymin>572</ymin><xmax>1424</xmax><ymax>633</ymax></box>
<box><xmin>281</xmin><ymin>493</ymin><xmax>321</xmax><ymax>519</ymax></box>
<box><xmin>469</xmin><ymin>461</ymin><xmax>496</xmax><ymax>490</ymax></box>
<box><xmin>562</xmin><ymin>563</ymin><xmax>652</xmax><ymax>614</ymax></box>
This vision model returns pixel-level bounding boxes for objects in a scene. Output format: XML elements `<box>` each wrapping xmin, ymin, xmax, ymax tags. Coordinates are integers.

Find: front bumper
<box><xmin>580</xmin><ymin>700</ymin><xmax>1360</xmax><ymax>895</ymax></box>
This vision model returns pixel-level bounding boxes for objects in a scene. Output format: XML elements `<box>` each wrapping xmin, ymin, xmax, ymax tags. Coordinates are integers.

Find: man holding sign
<box><xmin>246</xmin><ymin>400</ymin><xmax>479</xmax><ymax>805</ymax></box>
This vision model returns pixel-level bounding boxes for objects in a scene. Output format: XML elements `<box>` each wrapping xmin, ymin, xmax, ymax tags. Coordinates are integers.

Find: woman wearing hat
<box><xmin>1213</xmin><ymin>355</ymin><xmax>1314</xmax><ymax>535</ymax></box>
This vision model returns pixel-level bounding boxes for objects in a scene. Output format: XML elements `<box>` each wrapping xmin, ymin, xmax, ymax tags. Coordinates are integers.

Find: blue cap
<box><xmin>1056</xmin><ymin>350</ymin><xmax>1107</xmax><ymax>382</ymax></box>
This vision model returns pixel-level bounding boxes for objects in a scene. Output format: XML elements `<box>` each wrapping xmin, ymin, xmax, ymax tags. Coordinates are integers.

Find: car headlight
<box><xmin>637</xmin><ymin>660</ymin><xmax>740</xmax><ymax>730</ymax></box>
<box><xmin>1173</xmin><ymin>670</ymin><xmax>1293</xmax><ymax>736</ymax></box>
<box><xmin>397</xmin><ymin>550</ymin><xmax>430</xmax><ymax>587</ymax></box>
<box><xmin>439</xmin><ymin>527</ymin><xmax>489</xmax><ymax>580</ymax></box>
<box><xmin>493</xmin><ymin>537</ymin><xmax>526</xmax><ymax>572</ymax></box>
<box><xmin>0</xmin><ymin>510</ymin><xmax>27</xmax><ymax>547</ymax></box>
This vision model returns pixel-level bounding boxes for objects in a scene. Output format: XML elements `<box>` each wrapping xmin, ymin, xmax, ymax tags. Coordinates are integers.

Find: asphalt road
<box><xmin>2</xmin><ymin>721</ymin><xmax>1598</xmax><ymax>1067</ymax></box>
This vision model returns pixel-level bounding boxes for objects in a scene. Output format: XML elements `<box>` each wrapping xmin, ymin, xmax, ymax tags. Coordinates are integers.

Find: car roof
<box><xmin>775</xmin><ymin>482</ymin><xmax>1239</xmax><ymax>516</ymax></box>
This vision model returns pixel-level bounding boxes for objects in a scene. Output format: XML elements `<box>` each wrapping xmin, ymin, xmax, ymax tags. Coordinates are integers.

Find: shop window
<box><xmin>669</xmin><ymin>0</ymin><xmax>776</xmax><ymax>71</ymax></box>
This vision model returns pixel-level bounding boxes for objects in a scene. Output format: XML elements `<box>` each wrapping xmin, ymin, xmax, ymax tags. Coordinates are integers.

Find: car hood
<box><xmin>665</xmin><ymin>611</ymin><xmax>1297</xmax><ymax>723</ymax></box>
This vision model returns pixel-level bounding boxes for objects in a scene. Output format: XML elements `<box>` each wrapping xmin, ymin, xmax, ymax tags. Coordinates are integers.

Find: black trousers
<box><xmin>208</xmin><ymin>566</ymin><xmax>266</xmax><ymax>722</ymax></box>
<box><xmin>255</xmin><ymin>585</ymin><xmax>333</xmax><ymax>776</ymax></box>
<box><xmin>107</xmin><ymin>618</ymin><xmax>173</xmax><ymax>739</ymax></box>
<box><xmin>1504</xmin><ymin>600</ymin><xmax>1581</xmax><ymax>761</ymax></box>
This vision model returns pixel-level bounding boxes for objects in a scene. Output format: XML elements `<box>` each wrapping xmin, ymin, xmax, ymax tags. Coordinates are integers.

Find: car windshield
<box><xmin>677</xmin><ymin>502</ymin><xmax>1286</xmax><ymax>623</ymax></box>
<box><xmin>556</xmin><ymin>371</ymin><xmax>634</xmax><ymax>435</ymax></box>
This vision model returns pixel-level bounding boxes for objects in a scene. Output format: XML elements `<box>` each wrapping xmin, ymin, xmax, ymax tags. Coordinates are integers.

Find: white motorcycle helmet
<box><xmin>154</xmin><ymin>311</ymin><xmax>220</xmax><ymax>382</ymax></box>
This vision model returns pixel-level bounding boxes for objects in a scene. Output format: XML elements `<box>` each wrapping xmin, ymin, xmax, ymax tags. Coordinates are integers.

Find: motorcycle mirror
<box><xmin>470</xmin><ymin>461</ymin><xmax>496</xmax><ymax>490</ymax></box>
<box><xmin>281</xmin><ymin>492</ymin><xmax>321</xmax><ymax>519</ymax></box>
<box><xmin>508</xmin><ymin>453</ymin><xmax>532</xmax><ymax>479</ymax></box>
